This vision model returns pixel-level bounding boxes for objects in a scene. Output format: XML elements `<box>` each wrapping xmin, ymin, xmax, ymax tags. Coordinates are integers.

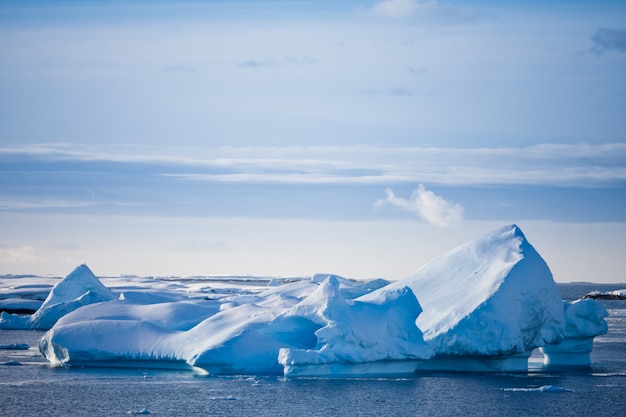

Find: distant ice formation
<box><xmin>28</xmin><ymin>225</ymin><xmax>611</xmax><ymax>376</ymax></box>
<box><xmin>0</xmin><ymin>264</ymin><xmax>115</xmax><ymax>330</ymax></box>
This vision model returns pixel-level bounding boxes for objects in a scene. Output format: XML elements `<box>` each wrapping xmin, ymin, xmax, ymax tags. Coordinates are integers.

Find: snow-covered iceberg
<box><xmin>0</xmin><ymin>264</ymin><xmax>115</xmax><ymax>330</ymax></box>
<box><xmin>369</xmin><ymin>224</ymin><xmax>566</xmax><ymax>371</ymax></box>
<box><xmin>35</xmin><ymin>225</ymin><xmax>608</xmax><ymax>376</ymax></box>
<box><xmin>39</xmin><ymin>274</ymin><xmax>431</xmax><ymax>375</ymax></box>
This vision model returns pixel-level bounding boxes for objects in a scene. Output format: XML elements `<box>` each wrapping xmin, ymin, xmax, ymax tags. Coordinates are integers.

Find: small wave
<box><xmin>127</xmin><ymin>408</ymin><xmax>151</xmax><ymax>415</ymax></box>
<box><xmin>502</xmin><ymin>385</ymin><xmax>570</xmax><ymax>393</ymax></box>
<box><xmin>591</xmin><ymin>372</ymin><xmax>626</xmax><ymax>377</ymax></box>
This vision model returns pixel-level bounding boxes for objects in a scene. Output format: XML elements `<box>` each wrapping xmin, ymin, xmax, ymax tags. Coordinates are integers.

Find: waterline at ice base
<box><xmin>2</xmin><ymin>225</ymin><xmax>608</xmax><ymax>376</ymax></box>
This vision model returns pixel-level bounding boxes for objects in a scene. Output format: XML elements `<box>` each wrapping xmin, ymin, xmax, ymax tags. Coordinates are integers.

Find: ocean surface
<box><xmin>1</xmin><ymin>283</ymin><xmax>625</xmax><ymax>417</ymax></box>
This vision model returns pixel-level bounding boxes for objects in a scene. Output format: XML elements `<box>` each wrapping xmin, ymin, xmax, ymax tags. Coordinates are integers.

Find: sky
<box><xmin>1</xmin><ymin>0</ymin><xmax>625</xmax><ymax>282</ymax></box>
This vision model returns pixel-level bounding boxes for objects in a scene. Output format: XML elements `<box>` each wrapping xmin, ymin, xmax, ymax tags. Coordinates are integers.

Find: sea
<box><xmin>1</xmin><ymin>283</ymin><xmax>625</xmax><ymax>417</ymax></box>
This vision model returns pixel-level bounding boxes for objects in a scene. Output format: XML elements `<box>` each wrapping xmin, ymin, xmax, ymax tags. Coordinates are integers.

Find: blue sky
<box><xmin>1</xmin><ymin>0</ymin><xmax>625</xmax><ymax>282</ymax></box>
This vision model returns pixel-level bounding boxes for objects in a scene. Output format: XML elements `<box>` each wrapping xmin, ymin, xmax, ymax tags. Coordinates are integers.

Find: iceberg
<box><xmin>0</xmin><ymin>264</ymin><xmax>115</xmax><ymax>330</ymax></box>
<box><xmin>39</xmin><ymin>275</ymin><xmax>431</xmax><ymax>375</ymax></box>
<box><xmin>35</xmin><ymin>225</ymin><xmax>608</xmax><ymax>376</ymax></box>
<box><xmin>369</xmin><ymin>224</ymin><xmax>566</xmax><ymax>371</ymax></box>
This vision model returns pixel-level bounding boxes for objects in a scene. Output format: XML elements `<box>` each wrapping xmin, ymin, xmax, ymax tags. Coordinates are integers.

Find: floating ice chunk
<box><xmin>0</xmin><ymin>343</ymin><xmax>29</xmax><ymax>350</ymax></box>
<box><xmin>127</xmin><ymin>408</ymin><xmax>151</xmax><ymax>415</ymax></box>
<box><xmin>584</xmin><ymin>289</ymin><xmax>626</xmax><ymax>300</ymax></box>
<box><xmin>540</xmin><ymin>298</ymin><xmax>608</xmax><ymax>367</ymax></box>
<box><xmin>0</xmin><ymin>264</ymin><xmax>115</xmax><ymax>330</ymax></box>
<box><xmin>502</xmin><ymin>385</ymin><xmax>571</xmax><ymax>393</ymax></box>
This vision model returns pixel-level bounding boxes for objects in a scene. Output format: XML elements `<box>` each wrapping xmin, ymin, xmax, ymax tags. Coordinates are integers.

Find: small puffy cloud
<box><xmin>591</xmin><ymin>28</ymin><xmax>626</xmax><ymax>54</ymax></box>
<box><xmin>375</xmin><ymin>185</ymin><xmax>463</xmax><ymax>227</ymax></box>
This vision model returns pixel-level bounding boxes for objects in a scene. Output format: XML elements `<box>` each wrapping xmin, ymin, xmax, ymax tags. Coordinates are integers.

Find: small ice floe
<box><xmin>0</xmin><ymin>343</ymin><xmax>29</xmax><ymax>350</ymax></box>
<box><xmin>2</xmin><ymin>360</ymin><xmax>22</xmax><ymax>366</ymax></box>
<box><xmin>210</xmin><ymin>396</ymin><xmax>236</xmax><ymax>401</ymax></box>
<box><xmin>127</xmin><ymin>408</ymin><xmax>151</xmax><ymax>415</ymax></box>
<box><xmin>583</xmin><ymin>289</ymin><xmax>626</xmax><ymax>300</ymax></box>
<box><xmin>502</xmin><ymin>385</ymin><xmax>571</xmax><ymax>393</ymax></box>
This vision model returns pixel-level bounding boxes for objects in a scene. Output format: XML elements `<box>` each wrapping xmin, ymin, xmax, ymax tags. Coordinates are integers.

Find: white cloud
<box><xmin>2</xmin><ymin>142</ymin><xmax>626</xmax><ymax>187</ymax></box>
<box><xmin>375</xmin><ymin>185</ymin><xmax>464</xmax><ymax>227</ymax></box>
<box><xmin>371</xmin><ymin>0</ymin><xmax>435</xmax><ymax>19</ymax></box>
<box><xmin>0</xmin><ymin>245</ymin><xmax>39</xmax><ymax>263</ymax></box>
<box><xmin>370</xmin><ymin>0</ymin><xmax>479</xmax><ymax>23</ymax></box>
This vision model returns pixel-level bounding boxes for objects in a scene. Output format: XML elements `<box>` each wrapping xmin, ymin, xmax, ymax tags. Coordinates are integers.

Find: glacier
<box><xmin>9</xmin><ymin>224</ymin><xmax>609</xmax><ymax>376</ymax></box>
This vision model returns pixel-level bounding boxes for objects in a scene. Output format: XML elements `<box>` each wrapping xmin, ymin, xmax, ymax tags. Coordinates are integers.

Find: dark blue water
<box><xmin>1</xmin><ymin>284</ymin><xmax>625</xmax><ymax>417</ymax></box>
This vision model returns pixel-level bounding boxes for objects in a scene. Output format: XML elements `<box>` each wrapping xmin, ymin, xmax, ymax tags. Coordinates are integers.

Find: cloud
<box><xmin>2</xmin><ymin>142</ymin><xmax>626</xmax><ymax>187</ymax></box>
<box><xmin>370</xmin><ymin>0</ymin><xmax>479</xmax><ymax>23</ymax></box>
<box><xmin>0</xmin><ymin>245</ymin><xmax>39</xmax><ymax>263</ymax></box>
<box><xmin>235</xmin><ymin>55</ymin><xmax>317</xmax><ymax>68</ymax></box>
<box><xmin>375</xmin><ymin>185</ymin><xmax>463</xmax><ymax>227</ymax></box>
<box><xmin>371</xmin><ymin>0</ymin><xmax>434</xmax><ymax>19</ymax></box>
<box><xmin>591</xmin><ymin>28</ymin><xmax>626</xmax><ymax>54</ymax></box>
<box><xmin>162</xmin><ymin>65</ymin><xmax>197</xmax><ymax>74</ymax></box>
<box><xmin>390</xmin><ymin>86</ymin><xmax>413</xmax><ymax>96</ymax></box>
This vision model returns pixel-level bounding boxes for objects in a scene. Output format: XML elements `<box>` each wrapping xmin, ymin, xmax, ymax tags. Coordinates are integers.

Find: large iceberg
<box><xmin>371</xmin><ymin>224</ymin><xmax>566</xmax><ymax>371</ymax></box>
<box><xmin>34</xmin><ymin>225</ymin><xmax>608</xmax><ymax>376</ymax></box>
<box><xmin>0</xmin><ymin>264</ymin><xmax>115</xmax><ymax>330</ymax></box>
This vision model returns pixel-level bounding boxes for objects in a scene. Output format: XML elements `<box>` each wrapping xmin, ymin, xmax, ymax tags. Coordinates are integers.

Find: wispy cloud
<box><xmin>235</xmin><ymin>55</ymin><xmax>317</xmax><ymax>68</ymax></box>
<box><xmin>161</xmin><ymin>65</ymin><xmax>197</xmax><ymax>74</ymax></box>
<box><xmin>2</xmin><ymin>143</ymin><xmax>626</xmax><ymax>187</ymax></box>
<box><xmin>375</xmin><ymin>185</ymin><xmax>463</xmax><ymax>227</ymax></box>
<box><xmin>0</xmin><ymin>244</ymin><xmax>39</xmax><ymax>263</ymax></box>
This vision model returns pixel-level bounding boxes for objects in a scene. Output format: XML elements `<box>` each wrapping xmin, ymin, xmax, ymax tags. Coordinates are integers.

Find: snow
<box><xmin>4</xmin><ymin>224</ymin><xmax>610</xmax><ymax>376</ymax></box>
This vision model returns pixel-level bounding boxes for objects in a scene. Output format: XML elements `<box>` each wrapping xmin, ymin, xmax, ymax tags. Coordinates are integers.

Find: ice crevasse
<box><xmin>35</xmin><ymin>224</ymin><xmax>608</xmax><ymax>376</ymax></box>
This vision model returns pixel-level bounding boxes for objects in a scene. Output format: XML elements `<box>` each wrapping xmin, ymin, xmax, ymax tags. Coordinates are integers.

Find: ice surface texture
<box><xmin>35</xmin><ymin>225</ymin><xmax>607</xmax><ymax>375</ymax></box>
